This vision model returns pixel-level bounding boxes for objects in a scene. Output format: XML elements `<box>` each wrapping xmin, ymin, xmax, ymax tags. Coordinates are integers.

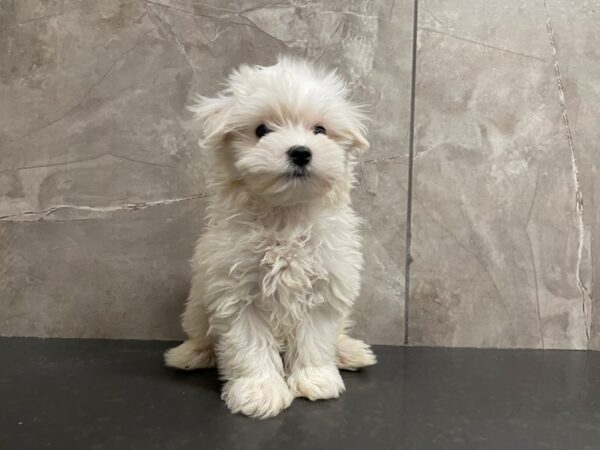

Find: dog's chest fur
<box><xmin>198</xmin><ymin>203</ymin><xmax>361</xmax><ymax>336</ymax></box>
<box><xmin>256</xmin><ymin>230</ymin><xmax>328</xmax><ymax>330</ymax></box>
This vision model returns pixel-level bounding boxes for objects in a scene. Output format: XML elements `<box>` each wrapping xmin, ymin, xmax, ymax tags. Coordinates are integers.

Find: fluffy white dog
<box><xmin>165</xmin><ymin>57</ymin><xmax>376</xmax><ymax>418</ymax></box>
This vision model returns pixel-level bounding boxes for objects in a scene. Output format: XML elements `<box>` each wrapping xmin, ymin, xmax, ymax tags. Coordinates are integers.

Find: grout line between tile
<box><xmin>404</xmin><ymin>0</ymin><xmax>419</xmax><ymax>346</ymax></box>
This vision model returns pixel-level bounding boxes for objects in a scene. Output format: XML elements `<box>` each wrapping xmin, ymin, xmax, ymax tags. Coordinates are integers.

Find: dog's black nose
<box><xmin>287</xmin><ymin>146</ymin><xmax>312</xmax><ymax>167</ymax></box>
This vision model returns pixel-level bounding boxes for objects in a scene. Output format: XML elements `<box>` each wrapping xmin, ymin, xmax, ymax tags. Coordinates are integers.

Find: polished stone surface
<box><xmin>0</xmin><ymin>202</ymin><xmax>205</xmax><ymax>339</ymax></box>
<box><xmin>2</xmin><ymin>0</ymin><xmax>599</xmax><ymax>349</ymax></box>
<box><xmin>0</xmin><ymin>0</ymin><xmax>412</xmax><ymax>344</ymax></box>
<box><xmin>409</xmin><ymin>0</ymin><xmax>595</xmax><ymax>349</ymax></box>
<box><xmin>3</xmin><ymin>337</ymin><xmax>600</xmax><ymax>449</ymax></box>
<box><xmin>544</xmin><ymin>0</ymin><xmax>600</xmax><ymax>349</ymax></box>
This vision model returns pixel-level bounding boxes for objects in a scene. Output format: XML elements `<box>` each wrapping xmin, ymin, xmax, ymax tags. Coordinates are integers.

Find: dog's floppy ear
<box><xmin>347</xmin><ymin>125</ymin><xmax>370</xmax><ymax>153</ymax></box>
<box><xmin>341</xmin><ymin>107</ymin><xmax>370</xmax><ymax>153</ymax></box>
<box><xmin>188</xmin><ymin>95</ymin><xmax>234</xmax><ymax>148</ymax></box>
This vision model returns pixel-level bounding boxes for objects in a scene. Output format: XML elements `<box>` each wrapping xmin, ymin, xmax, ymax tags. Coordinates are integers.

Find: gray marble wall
<box><xmin>410</xmin><ymin>0</ymin><xmax>599</xmax><ymax>350</ymax></box>
<box><xmin>0</xmin><ymin>0</ymin><xmax>411</xmax><ymax>343</ymax></box>
<box><xmin>0</xmin><ymin>0</ymin><xmax>597</xmax><ymax>349</ymax></box>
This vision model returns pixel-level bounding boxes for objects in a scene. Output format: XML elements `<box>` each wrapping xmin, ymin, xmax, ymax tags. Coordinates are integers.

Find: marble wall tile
<box><xmin>0</xmin><ymin>1</ymin><xmax>412</xmax><ymax>343</ymax></box>
<box><xmin>409</xmin><ymin>0</ymin><xmax>592</xmax><ymax>348</ymax></box>
<box><xmin>544</xmin><ymin>0</ymin><xmax>600</xmax><ymax>349</ymax></box>
<box><xmin>0</xmin><ymin>201</ymin><xmax>206</xmax><ymax>339</ymax></box>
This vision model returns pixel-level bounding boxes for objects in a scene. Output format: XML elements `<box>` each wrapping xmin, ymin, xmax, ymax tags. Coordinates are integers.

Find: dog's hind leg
<box><xmin>335</xmin><ymin>334</ymin><xmax>377</xmax><ymax>371</ymax></box>
<box><xmin>164</xmin><ymin>286</ymin><xmax>215</xmax><ymax>370</ymax></box>
<box><xmin>164</xmin><ymin>336</ymin><xmax>215</xmax><ymax>370</ymax></box>
<box><xmin>334</xmin><ymin>317</ymin><xmax>377</xmax><ymax>370</ymax></box>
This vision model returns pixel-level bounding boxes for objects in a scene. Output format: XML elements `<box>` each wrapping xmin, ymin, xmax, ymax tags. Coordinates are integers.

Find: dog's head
<box><xmin>190</xmin><ymin>57</ymin><xmax>369</xmax><ymax>207</ymax></box>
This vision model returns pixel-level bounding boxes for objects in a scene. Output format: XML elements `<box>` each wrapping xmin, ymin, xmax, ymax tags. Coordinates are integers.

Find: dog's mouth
<box><xmin>286</xmin><ymin>167</ymin><xmax>310</xmax><ymax>179</ymax></box>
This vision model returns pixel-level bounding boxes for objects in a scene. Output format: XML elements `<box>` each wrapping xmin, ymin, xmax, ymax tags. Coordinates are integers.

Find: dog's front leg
<box><xmin>218</xmin><ymin>304</ymin><xmax>293</xmax><ymax>419</ymax></box>
<box><xmin>286</xmin><ymin>307</ymin><xmax>345</xmax><ymax>401</ymax></box>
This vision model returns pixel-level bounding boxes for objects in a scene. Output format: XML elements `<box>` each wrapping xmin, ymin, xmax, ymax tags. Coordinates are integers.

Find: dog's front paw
<box><xmin>222</xmin><ymin>375</ymin><xmax>293</xmax><ymax>419</ymax></box>
<box><xmin>288</xmin><ymin>365</ymin><xmax>345</xmax><ymax>401</ymax></box>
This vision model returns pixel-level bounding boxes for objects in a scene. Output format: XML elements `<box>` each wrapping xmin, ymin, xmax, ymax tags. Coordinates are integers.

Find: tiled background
<box><xmin>0</xmin><ymin>0</ymin><xmax>597</xmax><ymax>349</ymax></box>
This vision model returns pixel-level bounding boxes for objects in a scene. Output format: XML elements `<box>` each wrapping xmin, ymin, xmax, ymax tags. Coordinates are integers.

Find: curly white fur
<box><xmin>165</xmin><ymin>57</ymin><xmax>376</xmax><ymax>419</ymax></box>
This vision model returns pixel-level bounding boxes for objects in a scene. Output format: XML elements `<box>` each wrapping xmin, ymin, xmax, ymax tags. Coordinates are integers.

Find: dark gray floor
<box><xmin>2</xmin><ymin>339</ymin><xmax>600</xmax><ymax>450</ymax></box>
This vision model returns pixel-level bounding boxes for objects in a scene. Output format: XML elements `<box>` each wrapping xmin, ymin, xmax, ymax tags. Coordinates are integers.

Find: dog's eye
<box><xmin>255</xmin><ymin>124</ymin><xmax>272</xmax><ymax>139</ymax></box>
<box><xmin>313</xmin><ymin>125</ymin><xmax>327</xmax><ymax>135</ymax></box>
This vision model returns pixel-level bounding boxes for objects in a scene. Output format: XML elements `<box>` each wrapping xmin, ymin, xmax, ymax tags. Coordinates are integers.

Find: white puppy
<box><xmin>165</xmin><ymin>57</ymin><xmax>376</xmax><ymax>418</ymax></box>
